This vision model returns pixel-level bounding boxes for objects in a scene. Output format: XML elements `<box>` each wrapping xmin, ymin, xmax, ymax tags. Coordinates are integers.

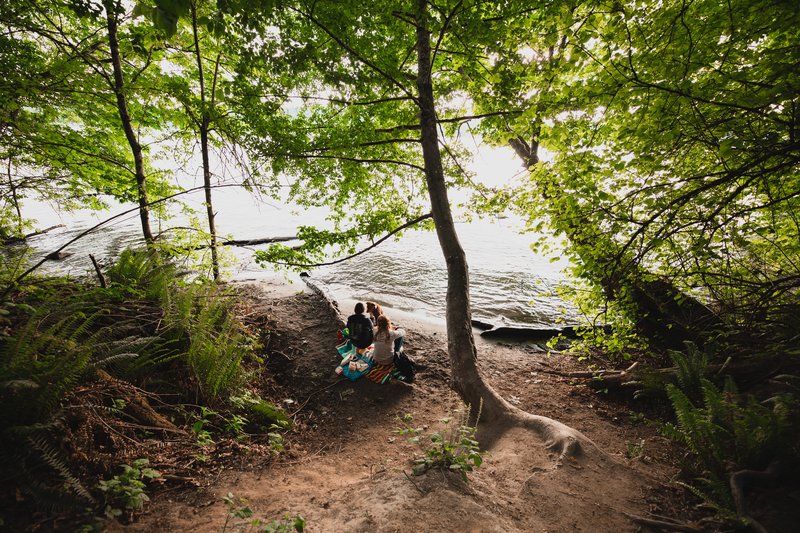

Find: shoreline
<box><xmin>231</xmin><ymin>276</ymin><xmax>517</xmax><ymax>348</ymax></box>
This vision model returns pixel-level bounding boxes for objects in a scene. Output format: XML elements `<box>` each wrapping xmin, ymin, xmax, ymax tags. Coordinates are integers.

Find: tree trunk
<box><xmin>103</xmin><ymin>0</ymin><xmax>154</xmax><ymax>244</ymax></box>
<box><xmin>414</xmin><ymin>0</ymin><xmax>587</xmax><ymax>459</ymax></box>
<box><xmin>6</xmin><ymin>158</ymin><xmax>23</xmax><ymax>235</ymax></box>
<box><xmin>191</xmin><ymin>2</ymin><xmax>220</xmax><ymax>280</ymax></box>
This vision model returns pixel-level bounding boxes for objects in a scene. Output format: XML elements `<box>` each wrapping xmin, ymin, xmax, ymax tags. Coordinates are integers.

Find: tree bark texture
<box><xmin>103</xmin><ymin>0</ymin><xmax>154</xmax><ymax>244</ymax></box>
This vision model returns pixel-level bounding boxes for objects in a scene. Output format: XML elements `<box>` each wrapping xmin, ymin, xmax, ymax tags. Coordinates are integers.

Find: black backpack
<box><xmin>393</xmin><ymin>351</ymin><xmax>416</xmax><ymax>382</ymax></box>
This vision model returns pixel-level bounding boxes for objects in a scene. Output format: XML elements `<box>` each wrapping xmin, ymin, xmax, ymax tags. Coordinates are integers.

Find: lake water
<box><xmin>14</xmin><ymin>149</ymin><xmax>577</xmax><ymax>329</ymax></box>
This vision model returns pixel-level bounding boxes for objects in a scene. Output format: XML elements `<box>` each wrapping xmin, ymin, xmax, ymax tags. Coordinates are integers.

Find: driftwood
<box><xmin>480</xmin><ymin>325</ymin><xmax>580</xmax><ymax>341</ymax></box>
<box><xmin>89</xmin><ymin>254</ymin><xmax>107</xmax><ymax>288</ymax></box>
<box><xmin>178</xmin><ymin>235</ymin><xmax>297</xmax><ymax>251</ymax></box>
<box><xmin>471</xmin><ymin>319</ymin><xmax>494</xmax><ymax>331</ymax></box>
<box><xmin>556</xmin><ymin>353</ymin><xmax>796</xmax><ymax>395</ymax></box>
<box><xmin>299</xmin><ymin>272</ymin><xmax>345</xmax><ymax>326</ymax></box>
<box><xmin>220</xmin><ymin>235</ymin><xmax>296</xmax><ymax>246</ymax></box>
<box><xmin>2</xmin><ymin>224</ymin><xmax>65</xmax><ymax>245</ymax></box>
<box><xmin>46</xmin><ymin>250</ymin><xmax>74</xmax><ymax>260</ymax></box>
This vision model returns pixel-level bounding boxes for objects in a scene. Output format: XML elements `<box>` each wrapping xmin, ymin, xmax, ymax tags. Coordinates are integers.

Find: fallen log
<box><xmin>220</xmin><ymin>235</ymin><xmax>296</xmax><ymax>246</ymax></box>
<box><xmin>2</xmin><ymin>224</ymin><xmax>65</xmax><ymax>245</ymax></box>
<box><xmin>480</xmin><ymin>325</ymin><xmax>580</xmax><ymax>341</ymax></box>
<box><xmin>175</xmin><ymin>235</ymin><xmax>298</xmax><ymax>251</ymax></box>
<box><xmin>95</xmin><ymin>369</ymin><xmax>180</xmax><ymax>432</ymax></box>
<box><xmin>299</xmin><ymin>272</ymin><xmax>345</xmax><ymax>326</ymax></box>
<box><xmin>470</xmin><ymin>319</ymin><xmax>494</xmax><ymax>331</ymax></box>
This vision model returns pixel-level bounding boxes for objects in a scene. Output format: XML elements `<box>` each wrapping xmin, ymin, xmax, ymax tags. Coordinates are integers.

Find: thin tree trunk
<box><xmin>103</xmin><ymin>0</ymin><xmax>153</xmax><ymax>244</ymax></box>
<box><xmin>413</xmin><ymin>0</ymin><xmax>526</xmax><ymax>423</ymax></box>
<box><xmin>191</xmin><ymin>2</ymin><xmax>219</xmax><ymax>280</ymax></box>
<box><xmin>414</xmin><ymin>1</ymin><xmax>589</xmax><ymax>458</ymax></box>
<box><xmin>6</xmin><ymin>158</ymin><xmax>23</xmax><ymax>235</ymax></box>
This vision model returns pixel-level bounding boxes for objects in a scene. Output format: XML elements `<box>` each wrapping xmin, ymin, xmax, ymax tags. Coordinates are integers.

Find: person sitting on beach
<box><xmin>346</xmin><ymin>302</ymin><xmax>374</xmax><ymax>353</ymax></box>
<box><xmin>372</xmin><ymin>315</ymin><xmax>405</xmax><ymax>366</ymax></box>
<box><xmin>366</xmin><ymin>301</ymin><xmax>383</xmax><ymax>326</ymax></box>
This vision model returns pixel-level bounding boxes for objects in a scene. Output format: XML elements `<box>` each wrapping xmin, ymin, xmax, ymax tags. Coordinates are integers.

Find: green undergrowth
<box><xmin>661</xmin><ymin>344</ymin><xmax>800</xmax><ymax>527</ymax></box>
<box><xmin>222</xmin><ymin>492</ymin><xmax>305</xmax><ymax>533</ymax></box>
<box><xmin>0</xmin><ymin>247</ymin><xmax>291</xmax><ymax>530</ymax></box>
<box><xmin>397</xmin><ymin>403</ymin><xmax>484</xmax><ymax>482</ymax></box>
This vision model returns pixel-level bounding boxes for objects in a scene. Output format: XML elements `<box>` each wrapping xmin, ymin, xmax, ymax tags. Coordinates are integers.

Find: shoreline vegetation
<box><xmin>0</xmin><ymin>249</ymin><xmax>796</xmax><ymax>532</ymax></box>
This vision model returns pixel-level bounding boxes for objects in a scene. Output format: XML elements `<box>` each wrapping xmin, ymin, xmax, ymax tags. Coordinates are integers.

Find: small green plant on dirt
<box><xmin>221</xmin><ymin>492</ymin><xmax>305</xmax><ymax>532</ymax></box>
<box><xmin>229</xmin><ymin>390</ymin><xmax>291</xmax><ymax>430</ymax></box>
<box><xmin>267</xmin><ymin>424</ymin><xmax>285</xmax><ymax>454</ymax></box>
<box><xmin>192</xmin><ymin>406</ymin><xmax>217</xmax><ymax>446</ymax></box>
<box><xmin>625</xmin><ymin>439</ymin><xmax>645</xmax><ymax>460</ymax></box>
<box><xmin>225</xmin><ymin>414</ymin><xmax>249</xmax><ymax>438</ymax></box>
<box><xmin>397</xmin><ymin>405</ymin><xmax>484</xmax><ymax>481</ymax></box>
<box><xmin>97</xmin><ymin>459</ymin><xmax>161</xmax><ymax>520</ymax></box>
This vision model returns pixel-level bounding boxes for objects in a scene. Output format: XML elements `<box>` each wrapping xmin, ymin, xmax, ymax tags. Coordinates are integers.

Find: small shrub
<box><xmin>397</xmin><ymin>405</ymin><xmax>484</xmax><ymax>481</ymax></box>
<box><xmin>97</xmin><ymin>459</ymin><xmax>161</xmax><ymax>520</ymax></box>
<box><xmin>192</xmin><ymin>406</ymin><xmax>217</xmax><ymax>446</ymax></box>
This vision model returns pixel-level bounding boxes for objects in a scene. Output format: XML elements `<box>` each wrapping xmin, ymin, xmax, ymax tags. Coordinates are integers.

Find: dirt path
<box><xmin>114</xmin><ymin>283</ymin><xmax>687</xmax><ymax>532</ymax></box>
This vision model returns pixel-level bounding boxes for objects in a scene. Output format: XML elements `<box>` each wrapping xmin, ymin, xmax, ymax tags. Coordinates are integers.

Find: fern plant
<box><xmin>0</xmin><ymin>311</ymin><xmax>102</xmax><ymax>427</ymax></box>
<box><xmin>0</xmin><ymin>298</ymin><xmax>152</xmax><ymax>510</ymax></box>
<box><xmin>106</xmin><ymin>248</ymin><xmax>252</xmax><ymax>400</ymax></box>
<box><xmin>165</xmin><ymin>284</ymin><xmax>250</xmax><ymax>400</ymax></box>
<box><xmin>662</xmin><ymin>344</ymin><xmax>799</xmax><ymax>516</ymax></box>
<box><xmin>105</xmin><ymin>247</ymin><xmax>178</xmax><ymax>303</ymax></box>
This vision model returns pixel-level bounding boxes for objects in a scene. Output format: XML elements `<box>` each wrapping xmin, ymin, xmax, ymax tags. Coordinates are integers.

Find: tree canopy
<box><xmin>1</xmin><ymin>0</ymin><xmax>799</xmax><ymax>528</ymax></box>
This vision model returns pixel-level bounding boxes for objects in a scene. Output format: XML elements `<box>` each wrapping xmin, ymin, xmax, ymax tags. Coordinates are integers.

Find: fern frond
<box><xmin>90</xmin><ymin>352</ymin><xmax>140</xmax><ymax>372</ymax></box>
<box><xmin>28</xmin><ymin>432</ymin><xmax>94</xmax><ymax>503</ymax></box>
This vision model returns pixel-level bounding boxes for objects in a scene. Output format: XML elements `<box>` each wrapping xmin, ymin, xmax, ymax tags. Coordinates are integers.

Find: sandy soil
<box><xmin>111</xmin><ymin>280</ymin><xmax>691</xmax><ymax>533</ymax></box>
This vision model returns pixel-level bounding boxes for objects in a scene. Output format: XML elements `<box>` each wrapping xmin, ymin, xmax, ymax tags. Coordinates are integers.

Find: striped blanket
<box><xmin>364</xmin><ymin>363</ymin><xmax>404</xmax><ymax>384</ymax></box>
<box><xmin>336</xmin><ymin>339</ymin><xmax>404</xmax><ymax>383</ymax></box>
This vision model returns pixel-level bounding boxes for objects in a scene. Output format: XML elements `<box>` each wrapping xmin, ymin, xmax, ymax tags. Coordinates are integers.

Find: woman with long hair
<box><xmin>372</xmin><ymin>315</ymin><xmax>404</xmax><ymax>366</ymax></box>
<box><xmin>366</xmin><ymin>301</ymin><xmax>383</xmax><ymax>326</ymax></box>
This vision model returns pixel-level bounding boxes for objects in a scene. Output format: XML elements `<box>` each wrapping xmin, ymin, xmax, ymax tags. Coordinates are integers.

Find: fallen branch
<box><xmin>89</xmin><ymin>254</ymin><xmax>107</xmax><ymax>288</ymax></box>
<box><xmin>289</xmin><ymin>379</ymin><xmax>346</xmax><ymax>418</ymax></box>
<box><xmin>2</xmin><ymin>224</ymin><xmax>65</xmax><ymax>244</ymax></box>
<box><xmin>403</xmin><ymin>470</ymin><xmax>426</xmax><ymax>495</ymax></box>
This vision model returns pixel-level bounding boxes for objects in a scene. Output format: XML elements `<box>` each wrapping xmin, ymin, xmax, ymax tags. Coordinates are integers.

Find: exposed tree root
<box><xmin>730</xmin><ymin>460</ymin><xmax>780</xmax><ymax>533</ymax></box>
<box><xmin>624</xmin><ymin>512</ymin><xmax>701</xmax><ymax>532</ymax></box>
<box><xmin>515</xmin><ymin>413</ymin><xmax>590</xmax><ymax>464</ymax></box>
<box><xmin>95</xmin><ymin>369</ymin><xmax>179</xmax><ymax>431</ymax></box>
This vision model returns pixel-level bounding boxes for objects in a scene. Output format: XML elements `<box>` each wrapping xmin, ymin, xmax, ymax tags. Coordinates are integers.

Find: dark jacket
<box><xmin>346</xmin><ymin>313</ymin><xmax>374</xmax><ymax>349</ymax></box>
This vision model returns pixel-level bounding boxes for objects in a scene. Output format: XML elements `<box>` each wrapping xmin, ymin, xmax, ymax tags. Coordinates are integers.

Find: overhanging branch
<box><xmin>272</xmin><ymin>213</ymin><xmax>433</xmax><ymax>268</ymax></box>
